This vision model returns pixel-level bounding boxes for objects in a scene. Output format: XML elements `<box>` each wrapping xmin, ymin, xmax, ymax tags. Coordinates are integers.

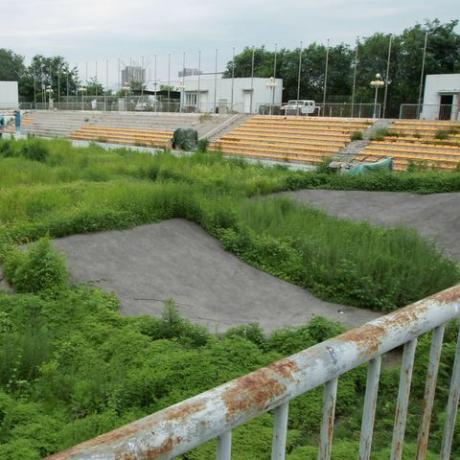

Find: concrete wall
<box><xmin>421</xmin><ymin>74</ymin><xmax>460</xmax><ymax>120</ymax></box>
<box><xmin>181</xmin><ymin>75</ymin><xmax>283</xmax><ymax>114</ymax></box>
<box><xmin>0</xmin><ymin>81</ymin><xmax>19</xmax><ymax>110</ymax></box>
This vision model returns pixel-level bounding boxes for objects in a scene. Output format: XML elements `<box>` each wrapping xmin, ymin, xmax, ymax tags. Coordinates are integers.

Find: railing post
<box><xmin>416</xmin><ymin>325</ymin><xmax>445</xmax><ymax>460</ymax></box>
<box><xmin>391</xmin><ymin>339</ymin><xmax>418</xmax><ymax>460</ymax></box>
<box><xmin>359</xmin><ymin>356</ymin><xmax>382</xmax><ymax>460</ymax></box>
<box><xmin>271</xmin><ymin>402</ymin><xmax>289</xmax><ymax>460</ymax></box>
<box><xmin>440</xmin><ymin>327</ymin><xmax>460</xmax><ymax>459</ymax></box>
<box><xmin>217</xmin><ymin>431</ymin><xmax>232</xmax><ymax>460</ymax></box>
<box><xmin>318</xmin><ymin>378</ymin><xmax>338</xmax><ymax>460</ymax></box>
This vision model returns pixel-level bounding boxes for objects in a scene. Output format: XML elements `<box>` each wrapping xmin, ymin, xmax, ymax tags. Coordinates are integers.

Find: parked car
<box><xmin>280</xmin><ymin>100</ymin><xmax>320</xmax><ymax>116</ymax></box>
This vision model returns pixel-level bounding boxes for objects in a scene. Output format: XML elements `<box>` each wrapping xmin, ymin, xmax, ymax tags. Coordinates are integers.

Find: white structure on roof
<box><xmin>180</xmin><ymin>75</ymin><xmax>283</xmax><ymax>114</ymax></box>
<box><xmin>421</xmin><ymin>74</ymin><xmax>460</xmax><ymax>121</ymax></box>
<box><xmin>0</xmin><ymin>81</ymin><xmax>19</xmax><ymax>110</ymax></box>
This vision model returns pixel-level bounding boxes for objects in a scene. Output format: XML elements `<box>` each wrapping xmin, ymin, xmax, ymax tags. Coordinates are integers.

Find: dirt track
<box><xmin>276</xmin><ymin>190</ymin><xmax>460</xmax><ymax>262</ymax></box>
<box><xmin>52</xmin><ymin>219</ymin><xmax>378</xmax><ymax>332</ymax></box>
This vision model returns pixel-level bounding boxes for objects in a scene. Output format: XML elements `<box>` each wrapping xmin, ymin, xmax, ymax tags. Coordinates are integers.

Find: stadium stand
<box><xmin>22</xmin><ymin>111</ymin><xmax>232</xmax><ymax>139</ymax></box>
<box><xmin>70</xmin><ymin>125</ymin><xmax>173</xmax><ymax>148</ymax></box>
<box><xmin>355</xmin><ymin>120</ymin><xmax>460</xmax><ymax>171</ymax></box>
<box><xmin>209</xmin><ymin>115</ymin><xmax>372</xmax><ymax>164</ymax></box>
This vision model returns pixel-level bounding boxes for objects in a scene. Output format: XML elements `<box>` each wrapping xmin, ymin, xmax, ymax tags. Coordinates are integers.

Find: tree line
<box><xmin>0</xmin><ymin>19</ymin><xmax>458</xmax><ymax>116</ymax></box>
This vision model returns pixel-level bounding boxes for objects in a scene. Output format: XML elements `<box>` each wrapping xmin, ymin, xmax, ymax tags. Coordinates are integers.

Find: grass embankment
<box><xmin>0</xmin><ymin>138</ymin><xmax>459</xmax><ymax>459</ymax></box>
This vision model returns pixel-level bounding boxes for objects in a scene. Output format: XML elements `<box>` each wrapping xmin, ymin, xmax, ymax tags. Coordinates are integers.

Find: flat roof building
<box><xmin>180</xmin><ymin>75</ymin><xmax>283</xmax><ymax>114</ymax></box>
<box><xmin>0</xmin><ymin>81</ymin><xmax>19</xmax><ymax>110</ymax></box>
<box><xmin>421</xmin><ymin>74</ymin><xmax>460</xmax><ymax>120</ymax></box>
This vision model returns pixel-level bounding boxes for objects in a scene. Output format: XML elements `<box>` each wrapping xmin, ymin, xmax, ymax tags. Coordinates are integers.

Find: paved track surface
<box><xmin>53</xmin><ymin>219</ymin><xmax>379</xmax><ymax>332</ymax></box>
<box><xmin>276</xmin><ymin>190</ymin><xmax>460</xmax><ymax>262</ymax></box>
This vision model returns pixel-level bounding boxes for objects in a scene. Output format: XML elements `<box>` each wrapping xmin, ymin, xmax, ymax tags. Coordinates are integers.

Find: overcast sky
<box><xmin>1</xmin><ymin>0</ymin><xmax>458</xmax><ymax>87</ymax></box>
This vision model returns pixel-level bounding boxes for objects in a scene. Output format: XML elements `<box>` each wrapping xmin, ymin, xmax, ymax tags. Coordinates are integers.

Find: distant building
<box><xmin>421</xmin><ymin>74</ymin><xmax>460</xmax><ymax>120</ymax></box>
<box><xmin>121</xmin><ymin>66</ymin><xmax>145</xmax><ymax>86</ymax></box>
<box><xmin>178</xmin><ymin>68</ymin><xmax>203</xmax><ymax>78</ymax></box>
<box><xmin>0</xmin><ymin>81</ymin><xmax>19</xmax><ymax>110</ymax></box>
<box><xmin>181</xmin><ymin>75</ymin><xmax>283</xmax><ymax>114</ymax></box>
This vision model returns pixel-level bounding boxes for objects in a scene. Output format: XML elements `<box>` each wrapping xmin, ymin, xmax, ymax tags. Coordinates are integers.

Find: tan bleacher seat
<box><xmin>70</xmin><ymin>125</ymin><xmax>173</xmax><ymax>148</ymax></box>
<box><xmin>354</xmin><ymin>119</ymin><xmax>460</xmax><ymax>171</ymax></box>
<box><xmin>209</xmin><ymin>115</ymin><xmax>370</xmax><ymax>164</ymax></box>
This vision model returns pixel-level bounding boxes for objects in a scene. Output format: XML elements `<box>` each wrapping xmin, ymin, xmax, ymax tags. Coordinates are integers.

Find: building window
<box><xmin>185</xmin><ymin>92</ymin><xmax>198</xmax><ymax>106</ymax></box>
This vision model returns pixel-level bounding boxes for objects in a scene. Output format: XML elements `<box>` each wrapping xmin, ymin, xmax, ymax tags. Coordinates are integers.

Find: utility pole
<box><xmin>250</xmin><ymin>46</ymin><xmax>255</xmax><ymax>114</ymax></box>
<box><xmin>296</xmin><ymin>41</ymin><xmax>303</xmax><ymax>115</ymax></box>
<box><xmin>322</xmin><ymin>39</ymin><xmax>330</xmax><ymax>114</ymax></box>
<box><xmin>214</xmin><ymin>49</ymin><xmax>218</xmax><ymax>113</ymax></box>
<box><xmin>197</xmin><ymin>51</ymin><xmax>201</xmax><ymax>112</ymax></box>
<box><xmin>272</xmin><ymin>43</ymin><xmax>278</xmax><ymax>110</ymax></box>
<box><xmin>417</xmin><ymin>32</ymin><xmax>428</xmax><ymax>119</ymax></box>
<box><xmin>382</xmin><ymin>34</ymin><xmax>393</xmax><ymax>118</ymax></box>
<box><xmin>351</xmin><ymin>37</ymin><xmax>359</xmax><ymax>117</ymax></box>
<box><xmin>231</xmin><ymin>47</ymin><xmax>235</xmax><ymax>112</ymax></box>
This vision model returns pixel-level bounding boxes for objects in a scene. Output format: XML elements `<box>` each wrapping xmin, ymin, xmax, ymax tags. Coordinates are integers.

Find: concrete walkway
<box><xmin>276</xmin><ymin>190</ymin><xmax>460</xmax><ymax>262</ymax></box>
<box><xmin>52</xmin><ymin>219</ymin><xmax>378</xmax><ymax>332</ymax></box>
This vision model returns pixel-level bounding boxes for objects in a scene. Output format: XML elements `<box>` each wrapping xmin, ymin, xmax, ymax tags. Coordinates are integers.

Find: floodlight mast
<box><xmin>370</xmin><ymin>73</ymin><xmax>385</xmax><ymax>119</ymax></box>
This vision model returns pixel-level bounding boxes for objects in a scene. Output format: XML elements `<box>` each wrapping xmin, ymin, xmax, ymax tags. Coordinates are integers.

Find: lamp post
<box><xmin>78</xmin><ymin>86</ymin><xmax>87</xmax><ymax>110</ymax></box>
<box><xmin>177</xmin><ymin>80</ymin><xmax>185</xmax><ymax>112</ymax></box>
<box><xmin>266</xmin><ymin>77</ymin><xmax>277</xmax><ymax>115</ymax></box>
<box><xmin>122</xmin><ymin>83</ymin><xmax>130</xmax><ymax>111</ymax></box>
<box><xmin>370</xmin><ymin>73</ymin><xmax>385</xmax><ymax>119</ymax></box>
<box><xmin>45</xmin><ymin>86</ymin><xmax>53</xmax><ymax>110</ymax></box>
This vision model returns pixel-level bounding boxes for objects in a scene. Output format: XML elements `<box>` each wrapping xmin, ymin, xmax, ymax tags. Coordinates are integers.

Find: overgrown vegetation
<box><xmin>0</xmin><ymin>137</ymin><xmax>459</xmax><ymax>458</ymax></box>
<box><xmin>350</xmin><ymin>131</ymin><xmax>363</xmax><ymax>141</ymax></box>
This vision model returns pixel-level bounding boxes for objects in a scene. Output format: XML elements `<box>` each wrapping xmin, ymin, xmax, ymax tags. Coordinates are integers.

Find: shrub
<box><xmin>20</xmin><ymin>139</ymin><xmax>49</xmax><ymax>162</ymax></box>
<box><xmin>350</xmin><ymin>131</ymin><xmax>363</xmax><ymax>141</ymax></box>
<box><xmin>197</xmin><ymin>138</ymin><xmax>209</xmax><ymax>153</ymax></box>
<box><xmin>434</xmin><ymin>130</ymin><xmax>449</xmax><ymax>140</ymax></box>
<box><xmin>172</xmin><ymin>128</ymin><xmax>198</xmax><ymax>151</ymax></box>
<box><xmin>0</xmin><ymin>139</ymin><xmax>16</xmax><ymax>158</ymax></box>
<box><xmin>3</xmin><ymin>238</ymin><xmax>68</xmax><ymax>293</ymax></box>
<box><xmin>370</xmin><ymin>128</ymin><xmax>390</xmax><ymax>142</ymax></box>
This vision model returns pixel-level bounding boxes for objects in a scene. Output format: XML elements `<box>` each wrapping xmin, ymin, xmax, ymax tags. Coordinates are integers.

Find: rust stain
<box><xmin>116</xmin><ymin>436</ymin><xmax>181</xmax><ymax>460</ymax></box>
<box><xmin>268</xmin><ymin>358</ymin><xmax>299</xmax><ymax>381</ymax></box>
<box><xmin>44</xmin><ymin>401</ymin><xmax>204</xmax><ymax>460</ymax></box>
<box><xmin>431</xmin><ymin>284</ymin><xmax>460</xmax><ymax>304</ymax></box>
<box><xmin>338</xmin><ymin>323</ymin><xmax>387</xmax><ymax>355</ymax></box>
<box><xmin>223</xmin><ymin>369</ymin><xmax>286</xmax><ymax>423</ymax></box>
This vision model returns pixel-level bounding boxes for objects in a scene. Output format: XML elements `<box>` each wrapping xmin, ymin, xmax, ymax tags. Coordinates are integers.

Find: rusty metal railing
<box><xmin>46</xmin><ymin>284</ymin><xmax>460</xmax><ymax>460</ymax></box>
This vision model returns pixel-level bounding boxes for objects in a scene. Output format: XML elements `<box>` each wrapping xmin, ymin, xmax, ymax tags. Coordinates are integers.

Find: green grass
<box><xmin>0</xmin><ymin>137</ymin><xmax>459</xmax><ymax>458</ymax></box>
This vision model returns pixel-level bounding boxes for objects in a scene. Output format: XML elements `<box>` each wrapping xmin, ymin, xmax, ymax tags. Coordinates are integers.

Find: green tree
<box><xmin>20</xmin><ymin>55</ymin><xmax>79</xmax><ymax>102</ymax></box>
<box><xmin>0</xmin><ymin>49</ymin><xmax>26</xmax><ymax>82</ymax></box>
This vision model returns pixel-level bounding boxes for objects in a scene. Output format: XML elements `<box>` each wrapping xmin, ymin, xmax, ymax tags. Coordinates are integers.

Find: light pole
<box><xmin>266</xmin><ymin>77</ymin><xmax>277</xmax><ymax>115</ymax></box>
<box><xmin>370</xmin><ymin>73</ymin><xmax>384</xmax><ymax>119</ymax></box>
<box><xmin>45</xmin><ymin>86</ymin><xmax>53</xmax><ymax>110</ymax></box>
<box><xmin>78</xmin><ymin>86</ymin><xmax>87</xmax><ymax>110</ymax></box>
<box><xmin>122</xmin><ymin>83</ymin><xmax>130</xmax><ymax>111</ymax></box>
<box><xmin>177</xmin><ymin>80</ymin><xmax>185</xmax><ymax>112</ymax></box>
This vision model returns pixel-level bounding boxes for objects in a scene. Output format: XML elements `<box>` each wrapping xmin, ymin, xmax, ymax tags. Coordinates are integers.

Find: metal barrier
<box><xmin>47</xmin><ymin>284</ymin><xmax>460</xmax><ymax>459</ymax></box>
<box><xmin>399</xmin><ymin>103</ymin><xmax>460</xmax><ymax>121</ymax></box>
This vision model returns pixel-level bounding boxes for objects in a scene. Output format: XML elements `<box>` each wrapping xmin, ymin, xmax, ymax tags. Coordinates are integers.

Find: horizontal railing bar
<box><xmin>318</xmin><ymin>377</ymin><xmax>339</xmax><ymax>460</ymax></box>
<box><xmin>271</xmin><ymin>402</ymin><xmax>289</xmax><ymax>460</ymax></box>
<box><xmin>217</xmin><ymin>430</ymin><xmax>232</xmax><ymax>460</ymax></box>
<box><xmin>440</xmin><ymin>327</ymin><xmax>460</xmax><ymax>459</ymax></box>
<box><xmin>359</xmin><ymin>357</ymin><xmax>382</xmax><ymax>460</ymax></box>
<box><xmin>416</xmin><ymin>325</ymin><xmax>445</xmax><ymax>460</ymax></box>
<box><xmin>45</xmin><ymin>284</ymin><xmax>460</xmax><ymax>460</ymax></box>
<box><xmin>390</xmin><ymin>338</ymin><xmax>418</xmax><ymax>460</ymax></box>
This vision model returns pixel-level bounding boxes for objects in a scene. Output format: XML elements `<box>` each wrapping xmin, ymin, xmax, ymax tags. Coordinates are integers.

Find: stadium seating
<box><xmin>209</xmin><ymin>115</ymin><xmax>371</xmax><ymax>164</ymax></box>
<box><xmin>70</xmin><ymin>125</ymin><xmax>173</xmax><ymax>148</ymax></box>
<box><xmin>355</xmin><ymin>119</ymin><xmax>460</xmax><ymax>171</ymax></box>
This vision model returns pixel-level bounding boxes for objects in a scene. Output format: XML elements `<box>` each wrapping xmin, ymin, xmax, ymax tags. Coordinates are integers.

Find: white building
<box><xmin>180</xmin><ymin>75</ymin><xmax>283</xmax><ymax>114</ymax></box>
<box><xmin>421</xmin><ymin>74</ymin><xmax>460</xmax><ymax>120</ymax></box>
<box><xmin>0</xmin><ymin>81</ymin><xmax>19</xmax><ymax>110</ymax></box>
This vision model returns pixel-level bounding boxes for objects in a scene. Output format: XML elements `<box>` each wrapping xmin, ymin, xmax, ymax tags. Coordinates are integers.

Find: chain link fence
<box><xmin>399</xmin><ymin>103</ymin><xmax>460</xmax><ymax>120</ymax></box>
<box><xmin>17</xmin><ymin>98</ymin><xmax>380</xmax><ymax>118</ymax></box>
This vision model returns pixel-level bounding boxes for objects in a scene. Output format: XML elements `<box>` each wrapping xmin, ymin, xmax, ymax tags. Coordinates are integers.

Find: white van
<box><xmin>280</xmin><ymin>100</ymin><xmax>320</xmax><ymax>116</ymax></box>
